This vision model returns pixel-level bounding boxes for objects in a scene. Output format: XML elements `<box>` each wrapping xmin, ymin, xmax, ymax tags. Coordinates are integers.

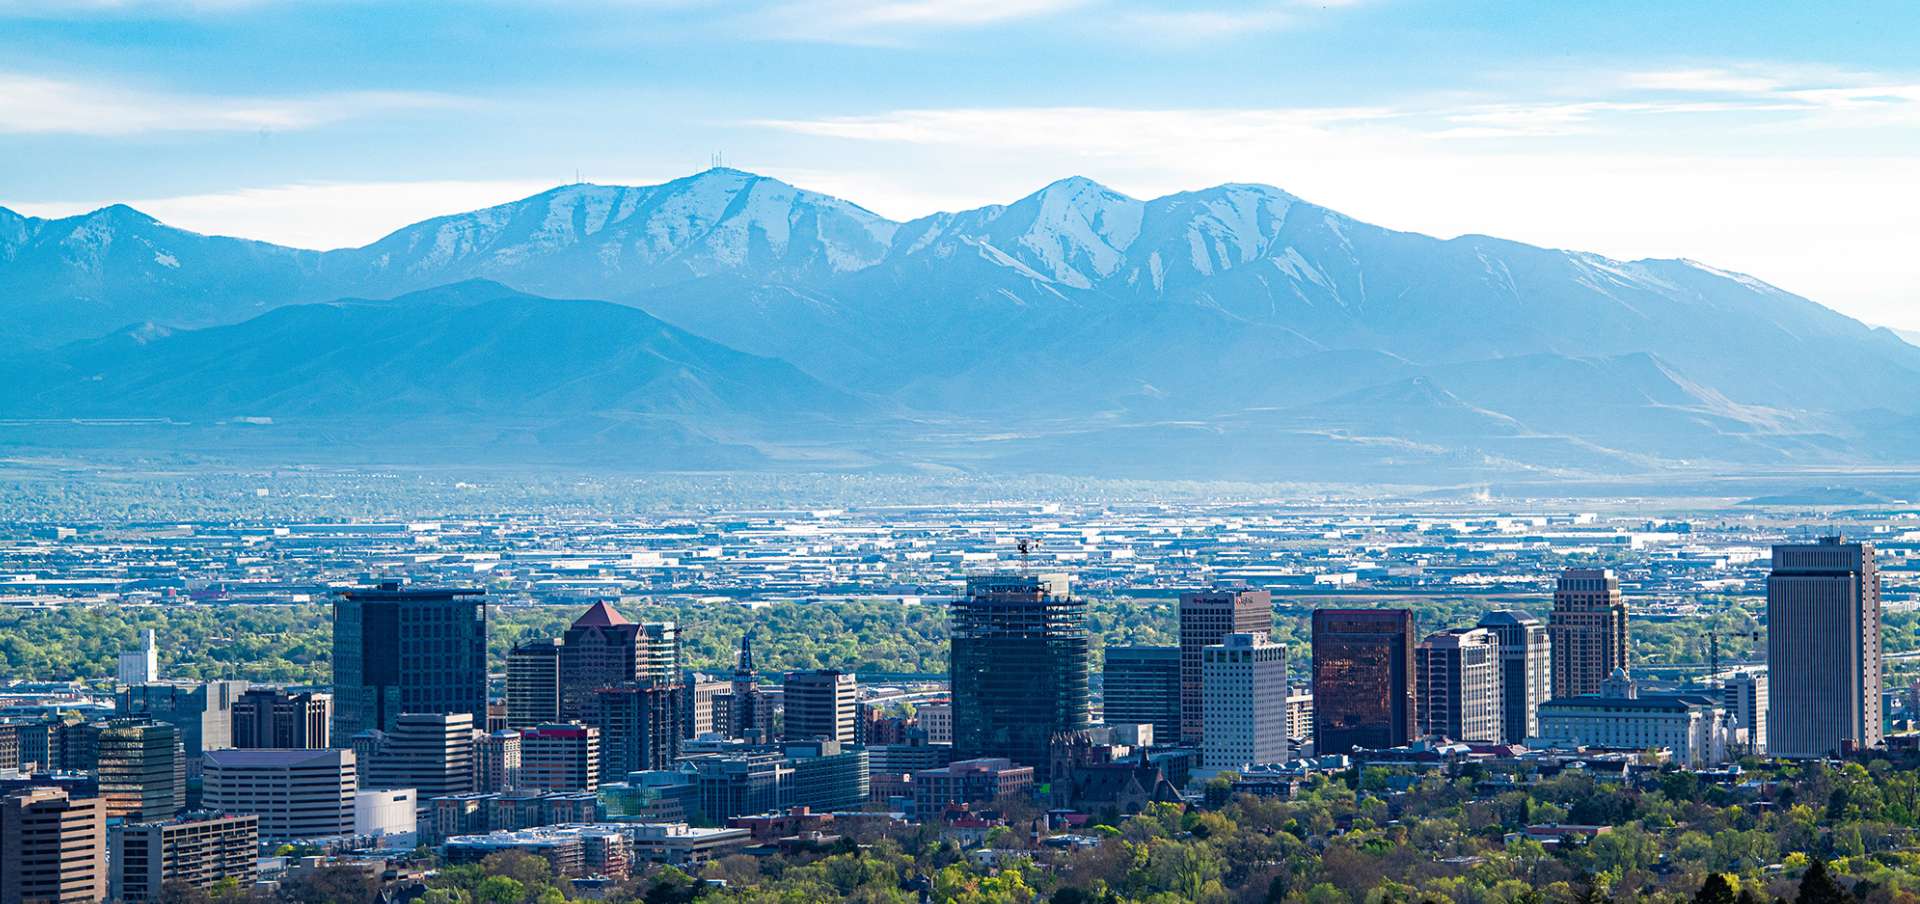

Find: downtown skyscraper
<box><xmin>1768</xmin><ymin>537</ymin><xmax>1882</xmax><ymax>758</ymax></box>
<box><xmin>330</xmin><ymin>583</ymin><xmax>487</xmax><ymax>745</ymax></box>
<box><xmin>949</xmin><ymin>573</ymin><xmax>1091</xmax><ymax>778</ymax></box>
<box><xmin>1548</xmin><ymin>568</ymin><xmax>1629</xmax><ymax>699</ymax></box>
<box><xmin>782</xmin><ymin>669</ymin><xmax>858</xmax><ymax>744</ymax></box>
<box><xmin>560</xmin><ymin>602</ymin><xmax>671</xmax><ymax>721</ymax></box>
<box><xmin>1416</xmin><ymin>627</ymin><xmax>1504</xmax><ymax>744</ymax></box>
<box><xmin>1178</xmin><ymin>588</ymin><xmax>1272</xmax><ymax>745</ymax></box>
<box><xmin>1201</xmin><ymin>633</ymin><xmax>1288</xmax><ymax>768</ymax></box>
<box><xmin>1102</xmin><ymin>646</ymin><xmax>1181</xmax><ymax>745</ymax></box>
<box><xmin>1312</xmin><ymin>608</ymin><xmax>1415</xmax><ymax>755</ymax></box>
<box><xmin>1477</xmin><ymin>610</ymin><xmax>1550</xmax><ymax>743</ymax></box>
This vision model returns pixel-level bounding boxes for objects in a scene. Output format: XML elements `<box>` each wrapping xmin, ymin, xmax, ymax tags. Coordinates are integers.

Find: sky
<box><xmin>2</xmin><ymin>1</ymin><xmax>1917</xmax><ymax>326</ymax></box>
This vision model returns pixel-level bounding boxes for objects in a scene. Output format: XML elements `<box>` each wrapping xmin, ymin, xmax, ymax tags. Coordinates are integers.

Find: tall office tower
<box><xmin>1102</xmin><ymin>646</ymin><xmax>1181</xmax><ymax>745</ymax></box>
<box><xmin>109</xmin><ymin>814</ymin><xmax>258</xmax><ymax>903</ymax></box>
<box><xmin>507</xmin><ymin>638</ymin><xmax>564</xmax><ymax>729</ymax></box>
<box><xmin>560</xmin><ymin>602</ymin><xmax>650</xmax><ymax>721</ymax></box>
<box><xmin>201</xmin><ymin>749</ymin><xmax>356</xmax><ymax>843</ymax></box>
<box><xmin>1312</xmin><ymin>609</ymin><xmax>1416</xmax><ymax>754</ymax></box>
<box><xmin>587</xmin><ymin>683</ymin><xmax>683</xmax><ymax>784</ymax></box>
<box><xmin>331</xmin><ymin>583</ymin><xmax>487</xmax><ymax>746</ymax></box>
<box><xmin>1724</xmin><ymin>671</ymin><xmax>1769</xmax><ymax>755</ymax></box>
<box><xmin>1179</xmin><ymin>588</ymin><xmax>1274</xmax><ymax>745</ymax></box>
<box><xmin>949</xmin><ymin>573</ymin><xmax>1092</xmax><ymax>778</ymax></box>
<box><xmin>782</xmin><ymin>670</ymin><xmax>858</xmax><ymax>743</ymax></box>
<box><xmin>118</xmin><ymin>630</ymin><xmax>159</xmax><ymax>686</ymax></box>
<box><xmin>1768</xmin><ymin>537</ymin><xmax>1883</xmax><ymax>758</ymax></box>
<box><xmin>682</xmin><ymin>674</ymin><xmax>730</xmax><ymax>739</ymax></box>
<box><xmin>115</xmin><ymin>680</ymin><xmax>247</xmax><ymax>757</ymax></box>
<box><xmin>519</xmin><ymin>723</ymin><xmax>601</xmax><ymax>792</ymax></box>
<box><xmin>640</xmin><ymin>622</ymin><xmax>680</xmax><ymax>685</ymax></box>
<box><xmin>1416</xmin><ymin>628</ymin><xmax>1505</xmax><ymax>744</ymax></box>
<box><xmin>728</xmin><ymin>634</ymin><xmax>769</xmax><ymax>743</ymax></box>
<box><xmin>1476</xmin><ymin>610</ymin><xmax>1551</xmax><ymax>744</ymax></box>
<box><xmin>363</xmin><ymin>713</ymin><xmax>475</xmax><ymax>811</ymax></box>
<box><xmin>1201</xmin><ymin>633</ymin><xmax>1288</xmax><ymax>769</ymax></box>
<box><xmin>474</xmin><ymin>729</ymin><xmax>521</xmax><ymax>792</ymax></box>
<box><xmin>231</xmin><ymin>688</ymin><xmax>332</xmax><ymax>749</ymax></box>
<box><xmin>96</xmin><ymin>720</ymin><xmax>184</xmax><ymax>823</ymax></box>
<box><xmin>1</xmin><ymin>787</ymin><xmax>107</xmax><ymax>904</ymax></box>
<box><xmin>1548</xmin><ymin>568</ymin><xmax>1629</xmax><ymax>699</ymax></box>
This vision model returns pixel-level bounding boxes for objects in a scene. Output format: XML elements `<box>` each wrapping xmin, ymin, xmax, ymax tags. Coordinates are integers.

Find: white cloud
<box><xmin>1105</xmin><ymin>6</ymin><xmax>1295</xmax><ymax>41</ymax></box>
<box><xmin>744</xmin><ymin>0</ymin><xmax>1087</xmax><ymax>42</ymax></box>
<box><xmin>0</xmin><ymin>73</ymin><xmax>464</xmax><ymax>136</ymax></box>
<box><xmin>1611</xmin><ymin>64</ymin><xmax>1920</xmax><ymax>127</ymax></box>
<box><xmin>1624</xmin><ymin>67</ymin><xmax>1795</xmax><ymax>95</ymax></box>
<box><xmin>11</xmin><ymin>180</ymin><xmax>567</xmax><ymax>249</ymax></box>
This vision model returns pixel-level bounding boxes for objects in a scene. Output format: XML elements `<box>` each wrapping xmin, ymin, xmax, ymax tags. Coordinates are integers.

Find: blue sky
<box><xmin>3</xmin><ymin>0</ymin><xmax>1917</xmax><ymax>325</ymax></box>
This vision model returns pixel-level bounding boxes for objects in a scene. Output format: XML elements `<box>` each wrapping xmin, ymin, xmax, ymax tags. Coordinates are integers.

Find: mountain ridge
<box><xmin>4</xmin><ymin>168</ymin><xmax>1917</xmax><ymax>480</ymax></box>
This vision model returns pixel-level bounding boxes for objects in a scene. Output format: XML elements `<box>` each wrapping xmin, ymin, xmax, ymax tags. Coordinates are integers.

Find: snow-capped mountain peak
<box><xmin>350</xmin><ymin>168</ymin><xmax>900</xmax><ymax>289</ymax></box>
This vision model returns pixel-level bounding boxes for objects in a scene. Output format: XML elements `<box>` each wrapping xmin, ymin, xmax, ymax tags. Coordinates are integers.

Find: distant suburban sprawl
<box><xmin>6</xmin><ymin>498</ymin><xmax>1920</xmax><ymax>904</ymax></box>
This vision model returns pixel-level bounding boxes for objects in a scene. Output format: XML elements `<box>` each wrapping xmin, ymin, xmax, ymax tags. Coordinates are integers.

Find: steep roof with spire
<box><xmin>735</xmin><ymin>631</ymin><xmax>756</xmax><ymax>678</ymax></box>
<box><xmin>572</xmin><ymin>600</ymin><xmax>632</xmax><ymax>629</ymax></box>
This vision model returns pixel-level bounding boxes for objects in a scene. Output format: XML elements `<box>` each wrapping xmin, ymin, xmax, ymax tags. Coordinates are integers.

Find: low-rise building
<box><xmin>200</xmin><ymin>748</ymin><xmax>356</xmax><ymax>842</ymax></box>
<box><xmin>354</xmin><ymin>789</ymin><xmax>418</xmax><ymax>850</ymax></box>
<box><xmin>626</xmin><ymin>822</ymin><xmax>752</xmax><ymax>868</ymax></box>
<box><xmin>911</xmin><ymin>758</ymin><xmax>1033</xmax><ymax>819</ymax></box>
<box><xmin>1532</xmin><ymin>670</ymin><xmax>1730</xmax><ymax>767</ymax></box>
<box><xmin>110</xmin><ymin>814</ymin><xmax>259</xmax><ymax>903</ymax></box>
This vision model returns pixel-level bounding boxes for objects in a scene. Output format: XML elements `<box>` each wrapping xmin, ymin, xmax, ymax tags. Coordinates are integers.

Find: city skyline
<box><xmin>3</xmin><ymin>2</ymin><xmax>1917</xmax><ymax>900</ymax></box>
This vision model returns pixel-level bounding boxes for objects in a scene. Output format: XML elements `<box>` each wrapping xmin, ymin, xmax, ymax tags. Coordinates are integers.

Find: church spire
<box><xmin>735</xmin><ymin>630</ymin><xmax>756</xmax><ymax>679</ymax></box>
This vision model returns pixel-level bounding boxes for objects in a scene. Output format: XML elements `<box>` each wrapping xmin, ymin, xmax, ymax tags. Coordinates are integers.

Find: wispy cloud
<box><xmin>744</xmin><ymin>0</ymin><xmax>1088</xmax><ymax>43</ymax></box>
<box><xmin>736</xmin><ymin>0</ymin><xmax>1362</xmax><ymax>45</ymax></box>
<box><xmin>754</xmin><ymin>105</ymin><xmax>1393</xmax><ymax>150</ymax></box>
<box><xmin>1611</xmin><ymin>64</ymin><xmax>1920</xmax><ymax>126</ymax></box>
<box><xmin>755</xmin><ymin>62</ymin><xmax>1920</xmax><ymax>145</ymax></box>
<box><xmin>1106</xmin><ymin>7</ymin><xmax>1296</xmax><ymax>41</ymax></box>
<box><xmin>0</xmin><ymin>73</ymin><xmax>467</xmax><ymax>136</ymax></box>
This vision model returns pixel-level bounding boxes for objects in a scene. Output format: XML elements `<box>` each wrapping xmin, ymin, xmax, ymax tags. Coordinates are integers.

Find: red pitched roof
<box><xmin>572</xmin><ymin>600</ymin><xmax>631</xmax><ymax>628</ymax></box>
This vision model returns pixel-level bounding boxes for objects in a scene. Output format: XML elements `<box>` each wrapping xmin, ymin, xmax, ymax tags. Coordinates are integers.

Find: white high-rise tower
<box><xmin>118</xmin><ymin>629</ymin><xmax>158</xmax><ymax>685</ymax></box>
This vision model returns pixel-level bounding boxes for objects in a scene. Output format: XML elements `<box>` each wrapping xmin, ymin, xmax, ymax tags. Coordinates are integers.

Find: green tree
<box><xmin>1694</xmin><ymin>874</ymin><xmax>1737</xmax><ymax>904</ymax></box>
<box><xmin>1795</xmin><ymin>859</ymin><xmax>1848</xmax><ymax>904</ymax></box>
<box><xmin>280</xmin><ymin>866</ymin><xmax>378</xmax><ymax>904</ymax></box>
<box><xmin>473</xmin><ymin>876</ymin><xmax>524</xmax><ymax>904</ymax></box>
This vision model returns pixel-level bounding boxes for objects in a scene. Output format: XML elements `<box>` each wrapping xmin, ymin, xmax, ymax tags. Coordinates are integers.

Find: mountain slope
<box><xmin>2</xmin><ymin>281</ymin><xmax>860</xmax><ymax>423</ymax></box>
<box><xmin>335</xmin><ymin>169</ymin><xmax>898</xmax><ymax>297</ymax></box>
<box><xmin>0</xmin><ymin>205</ymin><xmax>324</xmax><ymax>347</ymax></box>
<box><xmin>5</xmin><ymin>170</ymin><xmax>1919</xmax><ymax>478</ymax></box>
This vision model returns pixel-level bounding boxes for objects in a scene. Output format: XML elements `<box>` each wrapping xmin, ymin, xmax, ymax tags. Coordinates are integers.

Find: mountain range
<box><xmin>4</xmin><ymin>167</ymin><xmax>1917</xmax><ymax>482</ymax></box>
